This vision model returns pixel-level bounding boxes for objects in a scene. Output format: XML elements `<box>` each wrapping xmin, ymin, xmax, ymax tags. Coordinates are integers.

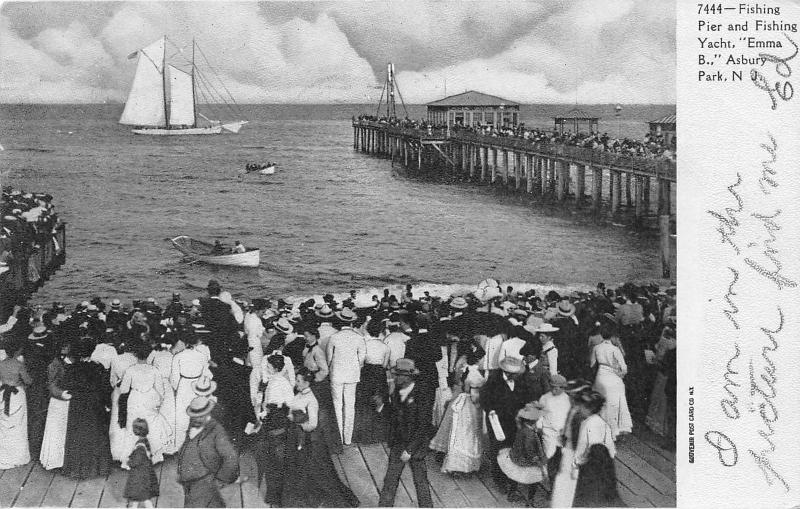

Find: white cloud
<box><xmin>0</xmin><ymin>0</ymin><xmax>675</xmax><ymax>104</ymax></box>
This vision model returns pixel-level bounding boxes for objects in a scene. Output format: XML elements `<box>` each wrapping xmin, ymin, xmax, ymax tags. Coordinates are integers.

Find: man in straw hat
<box><xmin>480</xmin><ymin>356</ymin><xmax>535</xmax><ymax>494</ymax></box>
<box><xmin>326</xmin><ymin>307</ymin><xmax>366</xmax><ymax>446</ymax></box>
<box><xmin>378</xmin><ymin>359</ymin><xmax>433</xmax><ymax>507</ymax></box>
<box><xmin>176</xmin><ymin>396</ymin><xmax>239</xmax><ymax>507</ymax></box>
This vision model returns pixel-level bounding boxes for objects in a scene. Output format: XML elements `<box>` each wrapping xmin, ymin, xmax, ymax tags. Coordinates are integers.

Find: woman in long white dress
<box><xmin>429</xmin><ymin>348</ymin><xmax>486</xmax><ymax>475</ymax></box>
<box><xmin>40</xmin><ymin>350</ymin><xmax>71</xmax><ymax>470</ymax></box>
<box><xmin>148</xmin><ymin>342</ymin><xmax>176</xmax><ymax>454</ymax></box>
<box><xmin>0</xmin><ymin>341</ymin><xmax>32</xmax><ymax>470</ymax></box>
<box><xmin>120</xmin><ymin>342</ymin><xmax>170</xmax><ymax>466</ymax></box>
<box><xmin>590</xmin><ymin>323</ymin><xmax>633</xmax><ymax>440</ymax></box>
<box><xmin>109</xmin><ymin>344</ymin><xmax>137</xmax><ymax>462</ymax></box>
<box><xmin>170</xmin><ymin>333</ymin><xmax>211</xmax><ymax>450</ymax></box>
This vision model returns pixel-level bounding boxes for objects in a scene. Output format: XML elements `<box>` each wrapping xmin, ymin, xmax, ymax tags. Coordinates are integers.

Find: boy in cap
<box><xmin>536</xmin><ymin>374</ymin><xmax>571</xmax><ymax>479</ymax></box>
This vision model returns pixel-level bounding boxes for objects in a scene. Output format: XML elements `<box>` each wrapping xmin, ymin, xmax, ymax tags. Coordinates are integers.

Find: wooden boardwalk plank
<box><xmin>337</xmin><ymin>445</ymin><xmax>380</xmax><ymax>507</ymax></box>
<box><xmin>70</xmin><ymin>474</ymin><xmax>108</xmax><ymax>508</ymax></box>
<box><xmin>40</xmin><ymin>470</ymin><xmax>79</xmax><ymax>508</ymax></box>
<box><xmin>617</xmin><ymin>478</ymin><xmax>655</xmax><ymax>508</ymax></box>
<box><xmin>633</xmin><ymin>424</ymin><xmax>675</xmax><ymax>463</ymax></box>
<box><xmin>98</xmin><ymin>466</ymin><xmax>128</xmax><ymax>508</ymax></box>
<box><xmin>13</xmin><ymin>463</ymin><xmax>53</xmax><ymax>508</ymax></box>
<box><xmin>422</xmin><ymin>456</ymin><xmax>471</xmax><ymax>508</ymax></box>
<box><xmin>155</xmin><ymin>457</ymin><xmax>183</xmax><ymax>508</ymax></box>
<box><xmin>616</xmin><ymin>447</ymin><xmax>675</xmax><ymax>496</ymax></box>
<box><xmin>622</xmin><ymin>434</ymin><xmax>676</xmax><ymax>481</ymax></box>
<box><xmin>0</xmin><ymin>463</ymin><xmax>35</xmax><ymax>507</ymax></box>
<box><xmin>616</xmin><ymin>461</ymin><xmax>674</xmax><ymax>508</ymax></box>
<box><xmin>450</xmin><ymin>470</ymin><xmax>499</xmax><ymax>509</ymax></box>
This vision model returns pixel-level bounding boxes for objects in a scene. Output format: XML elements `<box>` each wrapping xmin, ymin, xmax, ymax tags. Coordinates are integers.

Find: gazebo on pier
<box><xmin>648</xmin><ymin>114</ymin><xmax>676</xmax><ymax>145</ymax></box>
<box><xmin>554</xmin><ymin>107</ymin><xmax>599</xmax><ymax>135</ymax></box>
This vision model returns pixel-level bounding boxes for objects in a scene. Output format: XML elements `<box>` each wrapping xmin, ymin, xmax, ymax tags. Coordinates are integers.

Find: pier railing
<box><xmin>353</xmin><ymin>120</ymin><xmax>676</xmax><ymax>181</ymax></box>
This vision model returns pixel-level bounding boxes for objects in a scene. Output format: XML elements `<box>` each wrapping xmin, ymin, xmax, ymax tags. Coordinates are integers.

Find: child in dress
<box><xmin>496</xmin><ymin>403</ymin><xmax>550</xmax><ymax>506</ymax></box>
<box><xmin>124</xmin><ymin>419</ymin><xmax>159</xmax><ymax>508</ymax></box>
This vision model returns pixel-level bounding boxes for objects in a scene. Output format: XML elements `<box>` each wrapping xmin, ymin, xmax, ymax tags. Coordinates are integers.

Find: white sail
<box><xmin>168</xmin><ymin>65</ymin><xmax>195</xmax><ymax>127</ymax></box>
<box><xmin>120</xmin><ymin>37</ymin><xmax>166</xmax><ymax>127</ymax></box>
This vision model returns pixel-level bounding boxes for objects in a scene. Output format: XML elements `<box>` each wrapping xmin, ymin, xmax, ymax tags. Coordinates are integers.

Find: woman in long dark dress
<box><xmin>282</xmin><ymin>368</ymin><xmax>360</xmax><ymax>507</ymax></box>
<box><xmin>62</xmin><ymin>337</ymin><xmax>113</xmax><ymax>480</ymax></box>
<box><xmin>353</xmin><ymin>318</ymin><xmax>390</xmax><ymax>444</ymax></box>
<box><xmin>572</xmin><ymin>444</ymin><xmax>625</xmax><ymax>507</ymax></box>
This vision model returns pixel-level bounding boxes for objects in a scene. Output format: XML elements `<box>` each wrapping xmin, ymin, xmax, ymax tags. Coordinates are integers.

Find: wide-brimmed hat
<box><xmin>28</xmin><ymin>325</ymin><xmax>48</xmax><ymax>341</ymax></box>
<box><xmin>497</xmin><ymin>447</ymin><xmax>545</xmax><ymax>485</ymax></box>
<box><xmin>315</xmin><ymin>304</ymin><xmax>334</xmax><ymax>319</ymax></box>
<box><xmin>535</xmin><ymin>323</ymin><xmax>560</xmax><ymax>334</ymax></box>
<box><xmin>390</xmin><ymin>358</ymin><xmax>420</xmax><ymax>376</ymax></box>
<box><xmin>449</xmin><ymin>296</ymin><xmax>468</xmax><ymax>310</ymax></box>
<box><xmin>565</xmin><ymin>379</ymin><xmax>592</xmax><ymax>394</ymax></box>
<box><xmin>518</xmin><ymin>402</ymin><xmax>543</xmax><ymax>421</ymax></box>
<box><xmin>275</xmin><ymin>318</ymin><xmax>293</xmax><ymax>334</ymax></box>
<box><xmin>335</xmin><ymin>307</ymin><xmax>357</xmax><ymax>323</ymax></box>
<box><xmin>499</xmin><ymin>356</ymin><xmax>525</xmax><ymax>374</ymax></box>
<box><xmin>557</xmin><ymin>300</ymin><xmax>576</xmax><ymax>317</ymax></box>
<box><xmin>191</xmin><ymin>376</ymin><xmax>218</xmax><ymax>397</ymax></box>
<box><xmin>186</xmin><ymin>396</ymin><xmax>216</xmax><ymax>417</ymax></box>
<box><xmin>550</xmin><ymin>374</ymin><xmax>568</xmax><ymax>387</ymax></box>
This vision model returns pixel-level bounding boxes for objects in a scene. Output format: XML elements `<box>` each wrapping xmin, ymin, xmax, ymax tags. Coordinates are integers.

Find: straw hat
<box><xmin>390</xmin><ymin>358</ymin><xmax>420</xmax><ymax>376</ymax></box>
<box><xmin>28</xmin><ymin>325</ymin><xmax>48</xmax><ymax>341</ymax></box>
<box><xmin>315</xmin><ymin>304</ymin><xmax>334</xmax><ymax>319</ymax></box>
<box><xmin>335</xmin><ymin>307</ymin><xmax>357</xmax><ymax>323</ymax></box>
<box><xmin>186</xmin><ymin>396</ymin><xmax>216</xmax><ymax>417</ymax></box>
<box><xmin>275</xmin><ymin>317</ymin><xmax>294</xmax><ymax>334</ymax></box>
<box><xmin>191</xmin><ymin>376</ymin><xmax>217</xmax><ymax>397</ymax></box>
<box><xmin>449</xmin><ymin>297</ymin><xmax>468</xmax><ymax>310</ymax></box>
<box><xmin>557</xmin><ymin>300</ymin><xmax>576</xmax><ymax>317</ymax></box>
<box><xmin>535</xmin><ymin>323</ymin><xmax>560</xmax><ymax>334</ymax></box>
<box><xmin>498</xmin><ymin>356</ymin><xmax>525</xmax><ymax>374</ymax></box>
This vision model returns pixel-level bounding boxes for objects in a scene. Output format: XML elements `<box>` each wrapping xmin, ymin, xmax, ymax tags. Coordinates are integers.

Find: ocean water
<box><xmin>0</xmin><ymin>103</ymin><xmax>674</xmax><ymax>306</ymax></box>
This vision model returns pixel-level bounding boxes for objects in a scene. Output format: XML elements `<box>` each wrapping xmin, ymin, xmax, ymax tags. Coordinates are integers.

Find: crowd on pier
<box><xmin>0</xmin><ymin>278</ymin><xmax>676</xmax><ymax>507</ymax></box>
<box><xmin>355</xmin><ymin>114</ymin><xmax>676</xmax><ymax>161</ymax></box>
<box><xmin>1</xmin><ymin>187</ymin><xmax>63</xmax><ymax>275</ymax></box>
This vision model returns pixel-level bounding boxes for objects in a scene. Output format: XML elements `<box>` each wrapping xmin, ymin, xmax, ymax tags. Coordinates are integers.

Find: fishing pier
<box><xmin>353</xmin><ymin>67</ymin><xmax>676</xmax><ymax>278</ymax></box>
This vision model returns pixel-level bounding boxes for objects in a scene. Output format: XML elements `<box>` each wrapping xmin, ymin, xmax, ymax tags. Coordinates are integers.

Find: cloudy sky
<box><xmin>0</xmin><ymin>1</ymin><xmax>675</xmax><ymax>104</ymax></box>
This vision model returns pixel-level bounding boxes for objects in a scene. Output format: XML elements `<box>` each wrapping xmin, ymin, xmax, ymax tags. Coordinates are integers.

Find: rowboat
<box><xmin>170</xmin><ymin>236</ymin><xmax>260</xmax><ymax>267</ymax></box>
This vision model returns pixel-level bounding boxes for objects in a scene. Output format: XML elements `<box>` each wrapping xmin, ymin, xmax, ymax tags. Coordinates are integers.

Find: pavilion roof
<box><xmin>554</xmin><ymin>107</ymin><xmax>599</xmax><ymax>121</ymax></box>
<box><xmin>649</xmin><ymin>113</ymin><xmax>676</xmax><ymax>124</ymax></box>
<box><xmin>426</xmin><ymin>90</ymin><xmax>519</xmax><ymax>108</ymax></box>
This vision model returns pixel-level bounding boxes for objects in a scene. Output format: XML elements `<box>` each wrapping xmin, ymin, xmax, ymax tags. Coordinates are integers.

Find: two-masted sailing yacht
<box><xmin>119</xmin><ymin>36</ymin><xmax>247</xmax><ymax>135</ymax></box>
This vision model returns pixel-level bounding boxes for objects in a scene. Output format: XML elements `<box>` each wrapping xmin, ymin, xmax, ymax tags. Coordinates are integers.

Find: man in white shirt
<box><xmin>326</xmin><ymin>308</ymin><xmax>366</xmax><ymax>445</ymax></box>
<box><xmin>244</xmin><ymin>299</ymin><xmax>268</xmax><ymax>408</ymax></box>
<box><xmin>497</xmin><ymin>334</ymin><xmax>526</xmax><ymax>361</ymax></box>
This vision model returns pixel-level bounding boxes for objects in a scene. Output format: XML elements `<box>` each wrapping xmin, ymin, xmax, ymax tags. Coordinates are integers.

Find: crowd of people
<box><xmin>355</xmin><ymin>114</ymin><xmax>676</xmax><ymax>161</ymax></box>
<box><xmin>0</xmin><ymin>277</ymin><xmax>676</xmax><ymax>507</ymax></box>
<box><xmin>1</xmin><ymin>186</ymin><xmax>62</xmax><ymax>277</ymax></box>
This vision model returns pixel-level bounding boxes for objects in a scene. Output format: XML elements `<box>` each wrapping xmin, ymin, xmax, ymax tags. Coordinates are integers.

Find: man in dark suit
<box><xmin>176</xmin><ymin>396</ymin><xmax>240</xmax><ymax>507</ymax></box>
<box><xmin>199</xmin><ymin>280</ymin><xmax>239</xmax><ymax>364</ymax></box>
<box><xmin>481</xmin><ymin>356</ymin><xmax>535</xmax><ymax>494</ymax></box>
<box><xmin>378</xmin><ymin>358</ymin><xmax>433</xmax><ymax>507</ymax></box>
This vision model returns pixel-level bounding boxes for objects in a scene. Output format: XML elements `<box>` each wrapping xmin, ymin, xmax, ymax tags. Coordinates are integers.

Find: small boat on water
<box><xmin>245</xmin><ymin>162</ymin><xmax>276</xmax><ymax>175</ymax></box>
<box><xmin>170</xmin><ymin>236</ymin><xmax>260</xmax><ymax>267</ymax></box>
